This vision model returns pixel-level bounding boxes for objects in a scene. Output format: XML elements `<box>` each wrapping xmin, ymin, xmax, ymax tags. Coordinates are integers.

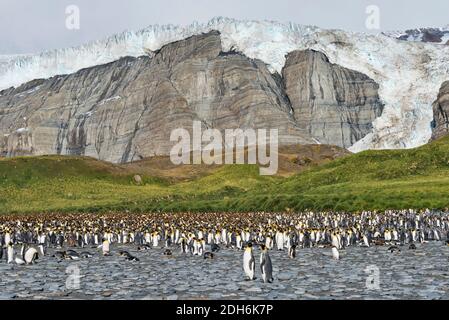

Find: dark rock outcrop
<box><xmin>0</xmin><ymin>31</ymin><xmax>384</xmax><ymax>163</ymax></box>
<box><xmin>431</xmin><ymin>81</ymin><xmax>449</xmax><ymax>140</ymax></box>
<box><xmin>395</xmin><ymin>28</ymin><xmax>448</xmax><ymax>44</ymax></box>
<box><xmin>282</xmin><ymin>50</ymin><xmax>384</xmax><ymax>148</ymax></box>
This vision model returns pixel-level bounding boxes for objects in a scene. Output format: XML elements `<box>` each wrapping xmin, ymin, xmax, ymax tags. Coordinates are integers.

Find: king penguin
<box><xmin>243</xmin><ymin>242</ymin><xmax>255</xmax><ymax>281</ymax></box>
<box><xmin>24</xmin><ymin>247</ymin><xmax>39</xmax><ymax>264</ymax></box>
<box><xmin>180</xmin><ymin>238</ymin><xmax>188</xmax><ymax>254</ymax></box>
<box><xmin>101</xmin><ymin>238</ymin><xmax>111</xmax><ymax>256</ymax></box>
<box><xmin>14</xmin><ymin>244</ymin><xmax>26</xmax><ymax>265</ymax></box>
<box><xmin>211</xmin><ymin>243</ymin><xmax>220</xmax><ymax>253</ymax></box>
<box><xmin>288</xmin><ymin>245</ymin><xmax>296</xmax><ymax>259</ymax></box>
<box><xmin>259</xmin><ymin>245</ymin><xmax>274</xmax><ymax>283</ymax></box>
<box><xmin>7</xmin><ymin>242</ymin><xmax>14</xmax><ymax>264</ymax></box>
<box><xmin>38</xmin><ymin>244</ymin><xmax>45</xmax><ymax>257</ymax></box>
<box><xmin>332</xmin><ymin>246</ymin><xmax>340</xmax><ymax>260</ymax></box>
<box><xmin>203</xmin><ymin>252</ymin><xmax>214</xmax><ymax>259</ymax></box>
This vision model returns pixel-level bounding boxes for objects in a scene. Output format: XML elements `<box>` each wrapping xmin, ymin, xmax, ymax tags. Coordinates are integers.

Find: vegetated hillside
<box><xmin>261</xmin><ymin>134</ymin><xmax>449</xmax><ymax>211</ymax></box>
<box><xmin>2</xmin><ymin>137</ymin><xmax>449</xmax><ymax>213</ymax></box>
<box><xmin>0</xmin><ymin>144</ymin><xmax>345</xmax><ymax>213</ymax></box>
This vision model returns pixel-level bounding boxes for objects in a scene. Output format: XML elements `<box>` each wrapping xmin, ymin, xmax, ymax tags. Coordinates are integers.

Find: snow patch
<box><xmin>98</xmin><ymin>96</ymin><xmax>122</xmax><ymax>105</ymax></box>
<box><xmin>15</xmin><ymin>128</ymin><xmax>29</xmax><ymax>134</ymax></box>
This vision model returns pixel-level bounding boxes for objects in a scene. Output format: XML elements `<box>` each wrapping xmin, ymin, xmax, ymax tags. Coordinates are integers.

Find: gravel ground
<box><xmin>0</xmin><ymin>242</ymin><xmax>448</xmax><ymax>300</ymax></box>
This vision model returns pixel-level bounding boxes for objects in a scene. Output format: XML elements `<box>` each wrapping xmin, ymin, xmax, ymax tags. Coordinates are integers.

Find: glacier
<box><xmin>1</xmin><ymin>17</ymin><xmax>448</xmax><ymax>152</ymax></box>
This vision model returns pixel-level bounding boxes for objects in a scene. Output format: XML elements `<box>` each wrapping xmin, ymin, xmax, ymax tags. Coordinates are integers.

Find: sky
<box><xmin>0</xmin><ymin>0</ymin><xmax>448</xmax><ymax>54</ymax></box>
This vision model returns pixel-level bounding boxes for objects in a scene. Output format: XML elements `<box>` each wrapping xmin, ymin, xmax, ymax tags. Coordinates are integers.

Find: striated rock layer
<box><xmin>431</xmin><ymin>81</ymin><xmax>449</xmax><ymax>140</ymax></box>
<box><xmin>0</xmin><ymin>31</ymin><xmax>383</xmax><ymax>163</ymax></box>
<box><xmin>283</xmin><ymin>50</ymin><xmax>383</xmax><ymax>147</ymax></box>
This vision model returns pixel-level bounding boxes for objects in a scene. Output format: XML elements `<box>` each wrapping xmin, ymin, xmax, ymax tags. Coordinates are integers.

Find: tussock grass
<box><xmin>2</xmin><ymin>136</ymin><xmax>449</xmax><ymax>213</ymax></box>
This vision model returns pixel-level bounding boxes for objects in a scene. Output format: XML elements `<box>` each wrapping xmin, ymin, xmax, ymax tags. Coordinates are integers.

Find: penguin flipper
<box><xmin>260</xmin><ymin>256</ymin><xmax>266</xmax><ymax>273</ymax></box>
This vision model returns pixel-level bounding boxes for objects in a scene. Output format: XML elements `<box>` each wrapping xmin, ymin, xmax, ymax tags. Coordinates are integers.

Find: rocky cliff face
<box><xmin>0</xmin><ymin>31</ymin><xmax>383</xmax><ymax>163</ymax></box>
<box><xmin>283</xmin><ymin>50</ymin><xmax>384</xmax><ymax>147</ymax></box>
<box><xmin>431</xmin><ymin>81</ymin><xmax>449</xmax><ymax>140</ymax></box>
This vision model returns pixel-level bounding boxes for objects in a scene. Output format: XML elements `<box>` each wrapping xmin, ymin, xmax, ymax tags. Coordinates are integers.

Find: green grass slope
<box><xmin>256</xmin><ymin>135</ymin><xmax>449</xmax><ymax>211</ymax></box>
<box><xmin>2</xmin><ymin>136</ymin><xmax>449</xmax><ymax>213</ymax></box>
<box><xmin>0</xmin><ymin>156</ymin><xmax>272</xmax><ymax>213</ymax></box>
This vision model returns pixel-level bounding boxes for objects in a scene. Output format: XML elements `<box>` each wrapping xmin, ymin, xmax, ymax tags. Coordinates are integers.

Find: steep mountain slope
<box><xmin>0</xmin><ymin>32</ymin><xmax>382</xmax><ymax>161</ymax></box>
<box><xmin>283</xmin><ymin>50</ymin><xmax>383</xmax><ymax>147</ymax></box>
<box><xmin>0</xmin><ymin>32</ymin><xmax>310</xmax><ymax>162</ymax></box>
<box><xmin>431</xmin><ymin>81</ymin><xmax>449</xmax><ymax>140</ymax></box>
<box><xmin>1</xmin><ymin>17</ymin><xmax>448</xmax><ymax>152</ymax></box>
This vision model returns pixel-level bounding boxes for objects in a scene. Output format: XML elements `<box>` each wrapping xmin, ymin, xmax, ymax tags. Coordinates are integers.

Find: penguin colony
<box><xmin>0</xmin><ymin>209</ymin><xmax>448</xmax><ymax>283</ymax></box>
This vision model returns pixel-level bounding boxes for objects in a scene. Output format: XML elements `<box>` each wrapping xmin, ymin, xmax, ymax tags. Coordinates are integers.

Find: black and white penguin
<box><xmin>137</xmin><ymin>244</ymin><xmax>150</xmax><ymax>251</ymax></box>
<box><xmin>118</xmin><ymin>251</ymin><xmax>130</xmax><ymax>257</ymax></box>
<box><xmin>24</xmin><ymin>247</ymin><xmax>39</xmax><ymax>264</ymax></box>
<box><xmin>64</xmin><ymin>250</ymin><xmax>80</xmax><ymax>260</ymax></box>
<box><xmin>388</xmin><ymin>245</ymin><xmax>401</xmax><ymax>253</ymax></box>
<box><xmin>362</xmin><ymin>234</ymin><xmax>370</xmax><ymax>247</ymax></box>
<box><xmin>6</xmin><ymin>242</ymin><xmax>14</xmax><ymax>264</ymax></box>
<box><xmin>259</xmin><ymin>245</ymin><xmax>273</xmax><ymax>283</ymax></box>
<box><xmin>56</xmin><ymin>234</ymin><xmax>64</xmax><ymax>249</ymax></box>
<box><xmin>101</xmin><ymin>238</ymin><xmax>111</xmax><ymax>256</ymax></box>
<box><xmin>243</xmin><ymin>242</ymin><xmax>255</xmax><ymax>280</ymax></box>
<box><xmin>332</xmin><ymin>246</ymin><xmax>340</xmax><ymax>260</ymax></box>
<box><xmin>14</xmin><ymin>244</ymin><xmax>26</xmax><ymax>265</ymax></box>
<box><xmin>165</xmin><ymin>237</ymin><xmax>172</xmax><ymax>248</ymax></box>
<box><xmin>203</xmin><ymin>252</ymin><xmax>214</xmax><ymax>259</ymax></box>
<box><xmin>52</xmin><ymin>251</ymin><xmax>66</xmax><ymax>259</ymax></box>
<box><xmin>180</xmin><ymin>238</ymin><xmax>188</xmax><ymax>254</ymax></box>
<box><xmin>288</xmin><ymin>245</ymin><xmax>296</xmax><ymax>259</ymax></box>
<box><xmin>77</xmin><ymin>234</ymin><xmax>85</xmax><ymax>248</ymax></box>
<box><xmin>125</xmin><ymin>254</ymin><xmax>139</xmax><ymax>262</ymax></box>
<box><xmin>80</xmin><ymin>252</ymin><xmax>93</xmax><ymax>258</ymax></box>
<box><xmin>119</xmin><ymin>250</ymin><xmax>139</xmax><ymax>261</ymax></box>
<box><xmin>152</xmin><ymin>231</ymin><xmax>160</xmax><ymax>247</ymax></box>
<box><xmin>38</xmin><ymin>244</ymin><xmax>45</xmax><ymax>257</ymax></box>
<box><xmin>163</xmin><ymin>249</ymin><xmax>172</xmax><ymax>256</ymax></box>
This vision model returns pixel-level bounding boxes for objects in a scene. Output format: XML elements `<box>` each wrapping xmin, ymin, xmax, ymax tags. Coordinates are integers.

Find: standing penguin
<box><xmin>275</xmin><ymin>231</ymin><xmax>284</xmax><ymax>251</ymax></box>
<box><xmin>288</xmin><ymin>245</ymin><xmax>296</xmax><ymax>259</ymax></box>
<box><xmin>236</xmin><ymin>234</ymin><xmax>243</xmax><ymax>250</ymax></box>
<box><xmin>332</xmin><ymin>246</ymin><xmax>340</xmax><ymax>260</ymax></box>
<box><xmin>101</xmin><ymin>238</ymin><xmax>111</xmax><ymax>256</ymax></box>
<box><xmin>7</xmin><ymin>242</ymin><xmax>14</xmax><ymax>264</ymax></box>
<box><xmin>259</xmin><ymin>245</ymin><xmax>274</xmax><ymax>283</ymax></box>
<box><xmin>243</xmin><ymin>242</ymin><xmax>255</xmax><ymax>281</ymax></box>
<box><xmin>192</xmin><ymin>238</ymin><xmax>200</xmax><ymax>256</ymax></box>
<box><xmin>14</xmin><ymin>244</ymin><xmax>26</xmax><ymax>265</ymax></box>
<box><xmin>180</xmin><ymin>238</ymin><xmax>188</xmax><ymax>254</ymax></box>
<box><xmin>265</xmin><ymin>235</ymin><xmax>274</xmax><ymax>250</ymax></box>
<box><xmin>363</xmin><ymin>234</ymin><xmax>370</xmax><ymax>247</ymax></box>
<box><xmin>38</xmin><ymin>244</ymin><xmax>45</xmax><ymax>257</ymax></box>
<box><xmin>152</xmin><ymin>232</ymin><xmax>160</xmax><ymax>247</ymax></box>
